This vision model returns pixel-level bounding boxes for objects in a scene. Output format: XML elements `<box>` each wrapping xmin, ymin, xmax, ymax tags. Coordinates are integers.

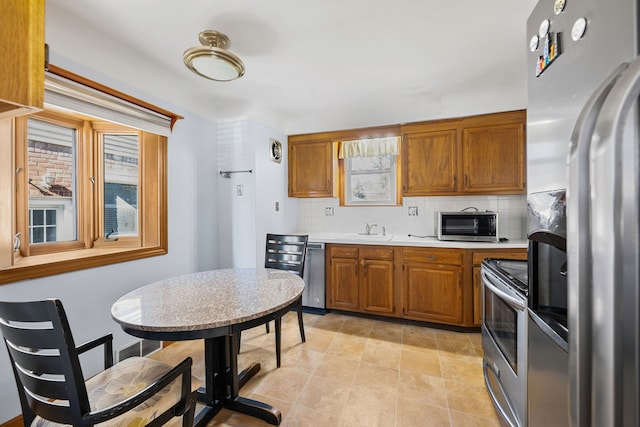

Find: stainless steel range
<box><xmin>482</xmin><ymin>258</ymin><xmax>528</xmax><ymax>427</ymax></box>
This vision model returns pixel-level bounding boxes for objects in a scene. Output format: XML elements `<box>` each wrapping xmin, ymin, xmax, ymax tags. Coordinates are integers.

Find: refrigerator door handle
<box><xmin>588</xmin><ymin>55</ymin><xmax>640</xmax><ymax>427</ymax></box>
<box><xmin>566</xmin><ymin>62</ymin><xmax>628</xmax><ymax>427</ymax></box>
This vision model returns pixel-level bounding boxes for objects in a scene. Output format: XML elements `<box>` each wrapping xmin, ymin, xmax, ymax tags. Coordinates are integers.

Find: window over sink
<box><xmin>338</xmin><ymin>136</ymin><xmax>402</xmax><ymax>206</ymax></box>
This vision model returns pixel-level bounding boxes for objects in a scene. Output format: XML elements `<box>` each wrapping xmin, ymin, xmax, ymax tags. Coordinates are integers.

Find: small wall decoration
<box><xmin>270</xmin><ymin>139</ymin><xmax>282</xmax><ymax>163</ymax></box>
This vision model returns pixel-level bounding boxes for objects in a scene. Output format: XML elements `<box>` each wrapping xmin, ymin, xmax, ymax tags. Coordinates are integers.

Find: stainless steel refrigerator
<box><xmin>526</xmin><ymin>0</ymin><xmax>640</xmax><ymax>426</ymax></box>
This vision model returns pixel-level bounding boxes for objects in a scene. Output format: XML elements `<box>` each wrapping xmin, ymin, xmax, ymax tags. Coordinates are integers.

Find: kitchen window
<box><xmin>0</xmin><ymin>65</ymin><xmax>181</xmax><ymax>284</ymax></box>
<box><xmin>339</xmin><ymin>136</ymin><xmax>402</xmax><ymax>206</ymax></box>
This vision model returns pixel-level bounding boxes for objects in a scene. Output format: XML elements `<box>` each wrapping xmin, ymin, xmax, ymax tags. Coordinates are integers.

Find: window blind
<box><xmin>44</xmin><ymin>72</ymin><xmax>173</xmax><ymax>136</ymax></box>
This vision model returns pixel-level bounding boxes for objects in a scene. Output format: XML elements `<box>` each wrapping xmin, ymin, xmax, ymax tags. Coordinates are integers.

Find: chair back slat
<box><xmin>265</xmin><ymin>234</ymin><xmax>308</xmax><ymax>276</ymax></box>
<box><xmin>5</xmin><ymin>341</ymin><xmax>66</xmax><ymax>375</ymax></box>
<box><xmin>0</xmin><ymin>322</ymin><xmax>59</xmax><ymax>350</ymax></box>
<box><xmin>14</xmin><ymin>365</ymin><xmax>70</xmax><ymax>400</ymax></box>
<box><xmin>0</xmin><ymin>299</ymin><xmax>91</xmax><ymax>424</ymax></box>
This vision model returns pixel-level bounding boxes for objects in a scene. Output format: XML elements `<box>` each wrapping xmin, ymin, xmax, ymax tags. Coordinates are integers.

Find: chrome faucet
<box><xmin>365</xmin><ymin>223</ymin><xmax>377</xmax><ymax>235</ymax></box>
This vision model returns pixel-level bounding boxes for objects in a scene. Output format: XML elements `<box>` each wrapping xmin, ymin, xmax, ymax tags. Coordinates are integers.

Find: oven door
<box><xmin>481</xmin><ymin>268</ymin><xmax>527</xmax><ymax>427</ymax></box>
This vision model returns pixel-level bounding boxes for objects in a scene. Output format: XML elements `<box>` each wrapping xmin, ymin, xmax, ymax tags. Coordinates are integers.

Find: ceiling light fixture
<box><xmin>183</xmin><ymin>30</ymin><xmax>245</xmax><ymax>82</ymax></box>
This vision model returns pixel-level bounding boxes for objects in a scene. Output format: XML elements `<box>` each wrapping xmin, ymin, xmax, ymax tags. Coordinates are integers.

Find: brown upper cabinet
<box><xmin>288</xmin><ymin>137</ymin><xmax>336</xmax><ymax>197</ymax></box>
<box><xmin>401</xmin><ymin>121</ymin><xmax>461</xmax><ymax>196</ymax></box>
<box><xmin>461</xmin><ymin>111</ymin><xmax>526</xmax><ymax>194</ymax></box>
<box><xmin>401</xmin><ymin>110</ymin><xmax>526</xmax><ymax>196</ymax></box>
<box><xmin>0</xmin><ymin>0</ymin><xmax>45</xmax><ymax>118</ymax></box>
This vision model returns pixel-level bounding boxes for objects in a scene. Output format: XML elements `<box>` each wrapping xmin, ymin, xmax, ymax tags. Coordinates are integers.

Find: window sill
<box><xmin>0</xmin><ymin>245</ymin><xmax>167</xmax><ymax>285</ymax></box>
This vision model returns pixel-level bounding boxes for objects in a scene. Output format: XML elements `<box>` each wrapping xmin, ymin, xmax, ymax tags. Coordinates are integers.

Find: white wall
<box><xmin>252</xmin><ymin>120</ymin><xmax>297</xmax><ymax>267</ymax></box>
<box><xmin>217</xmin><ymin>118</ymin><xmax>256</xmax><ymax>268</ymax></box>
<box><xmin>216</xmin><ymin>118</ymin><xmax>297</xmax><ymax>269</ymax></box>
<box><xmin>298</xmin><ymin>194</ymin><xmax>528</xmax><ymax>240</ymax></box>
<box><xmin>0</xmin><ymin>54</ymin><xmax>219</xmax><ymax>421</ymax></box>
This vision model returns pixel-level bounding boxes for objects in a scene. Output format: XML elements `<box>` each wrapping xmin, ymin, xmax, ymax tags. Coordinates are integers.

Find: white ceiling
<box><xmin>45</xmin><ymin>0</ymin><xmax>538</xmax><ymax>135</ymax></box>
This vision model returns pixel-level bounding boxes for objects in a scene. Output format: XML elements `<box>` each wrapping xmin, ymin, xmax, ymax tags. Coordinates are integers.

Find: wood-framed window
<box><xmin>343</xmin><ymin>155</ymin><xmax>400</xmax><ymax>206</ymax></box>
<box><xmin>0</xmin><ymin>65</ymin><xmax>179</xmax><ymax>285</ymax></box>
<box><xmin>338</xmin><ymin>136</ymin><xmax>402</xmax><ymax>206</ymax></box>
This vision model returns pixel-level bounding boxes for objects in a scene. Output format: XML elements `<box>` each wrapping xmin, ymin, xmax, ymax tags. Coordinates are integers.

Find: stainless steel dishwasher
<box><xmin>302</xmin><ymin>242</ymin><xmax>325</xmax><ymax>312</ymax></box>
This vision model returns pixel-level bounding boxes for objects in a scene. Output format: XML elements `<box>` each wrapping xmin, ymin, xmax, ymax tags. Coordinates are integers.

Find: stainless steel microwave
<box><xmin>437</xmin><ymin>211</ymin><xmax>499</xmax><ymax>242</ymax></box>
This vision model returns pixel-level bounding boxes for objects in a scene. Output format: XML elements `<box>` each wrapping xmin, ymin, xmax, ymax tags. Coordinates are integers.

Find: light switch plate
<box><xmin>325</xmin><ymin>207</ymin><xmax>334</xmax><ymax>216</ymax></box>
<box><xmin>408</xmin><ymin>206</ymin><xmax>418</xmax><ymax>216</ymax></box>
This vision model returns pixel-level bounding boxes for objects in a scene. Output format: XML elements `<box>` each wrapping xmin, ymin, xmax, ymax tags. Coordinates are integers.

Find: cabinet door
<box><xmin>473</xmin><ymin>266</ymin><xmax>482</xmax><ymax>326</ymax></box>
<box><xmin>462</xmin><ymin>122</ymin><xmax>525</xmax><ymax>194</ymax></box>
<box><xmin>288</xmin><ymin>139</ymin><xmax>334</xmax><ymax>197</ymax></box>
<box><xmin>0</xmin><ymin>0</ymin><xmax>45</xmax><ymax>118</ymax></box>
<box><xmin>403</xmin><ymin>262</ymin><xmax>463</xmax><ymax>324</ymax></box>
<box><xmin>361</xmin><ymin>259</ymin><xmax>394</xmax><ymax>314</ymax></box>
<box><xmin>328</xmin><ymin>257</ymin><xmax>359</xmax><ymax>310</ymax></box>
<box><xmin>402</xmin><ymin>129</ymin><xmax>458</xmax><ymax>196</ymax></box>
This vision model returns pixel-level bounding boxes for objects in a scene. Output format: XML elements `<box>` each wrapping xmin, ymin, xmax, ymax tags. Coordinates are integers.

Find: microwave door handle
<box><xmin>587</xmin><ymin>56</ymin><xmax>640</xmax><ymax>427</ymax></box>
<box><xmin>567</xmin><ymin>62</ymin><xmax>628</xmax><ymax>427</ymax></box>
<box><xmin>480</xmin><ymin>270</ymin><xmax>526</xmax><ymax>311</ymax></box>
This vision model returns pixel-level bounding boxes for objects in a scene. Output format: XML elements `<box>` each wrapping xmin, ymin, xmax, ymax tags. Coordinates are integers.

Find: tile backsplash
<box><xmin>297</xmin><ymin>194</ymin><xmax>527</xmax><ymax>240</ymax></box>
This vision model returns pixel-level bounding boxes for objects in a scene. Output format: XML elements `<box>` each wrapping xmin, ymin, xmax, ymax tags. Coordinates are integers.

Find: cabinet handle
<box><xmin>465</xmin><ymin>174</ymin><xmax>469</xmax><ymax>187</ymax></box>
<box><xmin>426</xmin><ymin>255</ymin><xmax>437</xmax><ymax>261</ymax></box>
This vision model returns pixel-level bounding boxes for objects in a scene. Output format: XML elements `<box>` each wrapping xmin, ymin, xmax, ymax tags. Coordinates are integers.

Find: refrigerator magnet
<box><xmin>539</xmin><ymin>19</ymin><xmax>550</xmax><ymax>37</ymax></box>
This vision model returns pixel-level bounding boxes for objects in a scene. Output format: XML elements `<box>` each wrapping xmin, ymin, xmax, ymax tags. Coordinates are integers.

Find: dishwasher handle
<box><xmin>306</xmin><ymin>242</ymin><xmax>325</xmax><ymax>250</ymax></box>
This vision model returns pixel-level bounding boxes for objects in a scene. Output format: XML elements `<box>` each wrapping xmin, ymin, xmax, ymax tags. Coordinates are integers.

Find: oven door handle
<box><xmin>481</xmin><ymin>270</ymin><xmax>526</xmax><ymax>311</ymax></box>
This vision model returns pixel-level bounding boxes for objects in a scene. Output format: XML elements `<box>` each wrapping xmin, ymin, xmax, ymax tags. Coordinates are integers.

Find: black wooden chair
<box><xmin>239</xmin><ymin>233</ymin><xmax>308</xmax><ymax>368</ymax></box>
<box><xmin>0</xmin><ymin>299</ymin><xmax>196</xmax><ymax>427</ymax></box>
<box><xmin>265</xmin><ymin>233</ymin><xmax>308</xmax><ymax>367</ymax></box>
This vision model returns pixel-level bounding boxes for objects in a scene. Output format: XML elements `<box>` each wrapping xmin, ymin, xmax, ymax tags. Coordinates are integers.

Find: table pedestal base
<box><xmin>194</xmin><ymin>334</ymin><xmax>282</xmax><ymax>426</ymax></box>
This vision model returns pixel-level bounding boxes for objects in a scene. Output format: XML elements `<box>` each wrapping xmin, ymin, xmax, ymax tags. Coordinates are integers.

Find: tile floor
<box><xmin>151</xmin><ymin>311</ymin><xmax>501</xmax><ymax>427</ymax></box>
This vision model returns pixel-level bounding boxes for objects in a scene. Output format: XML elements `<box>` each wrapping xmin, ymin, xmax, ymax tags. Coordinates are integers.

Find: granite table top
<box><xmin>111</xmin><ymin>268</ymin><xmax>304</xmax><ymax>334</ymax></box>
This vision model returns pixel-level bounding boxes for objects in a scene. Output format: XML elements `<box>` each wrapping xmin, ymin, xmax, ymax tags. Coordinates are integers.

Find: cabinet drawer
<box><xmin>329</xmin><ymin>245</ymin><xmax>358</xmax><ymax>258</ymax></box>
<box><xmin>402</xmin><ymin>248</ymin><xmax>462</xmax><ymax>265</ymax></box>
<box><xmin>360</xmin><ymin>247</ymin><xmax>394</xmax><ymax>260</ymax></box>
<box><xmin>472</xmin><ymin>250</ymin><xmax>527</xmax><ymax>265</ymax></box>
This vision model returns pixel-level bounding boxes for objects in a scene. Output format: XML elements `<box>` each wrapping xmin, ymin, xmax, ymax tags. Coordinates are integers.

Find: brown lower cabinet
<box><xmin>326</xmin><ymin>243</ymin><xmax>527</xmax><ymax>327</ymax></box>
<box><xmin>327</xmin><ymin>245</ymin><xmax>400</xmax><ymax>316</ymax></box>
<box><xmin>402</xmin><ymin>247</ymin><xmax>464</xmax><ymax>324</ymax></box>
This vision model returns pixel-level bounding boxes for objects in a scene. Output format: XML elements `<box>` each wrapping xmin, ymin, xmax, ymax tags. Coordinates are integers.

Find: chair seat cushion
<box><xmin>31</xmin><ymin>357</ymin><xmax>191</xmax><ymax>427</ymax></box>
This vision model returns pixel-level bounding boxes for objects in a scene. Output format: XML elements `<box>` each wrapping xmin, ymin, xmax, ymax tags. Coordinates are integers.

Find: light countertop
<box><xmin>304</xmin><ymin>232</ymin><xmax>528</xmax><ymax>249</ymax></box>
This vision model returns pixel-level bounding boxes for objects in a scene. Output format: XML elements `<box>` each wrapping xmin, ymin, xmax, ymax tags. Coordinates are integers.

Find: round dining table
<box><xmin>111</xmin><ymin>268</ymin><xmax>304</xmax><ymax>426</ymax></box>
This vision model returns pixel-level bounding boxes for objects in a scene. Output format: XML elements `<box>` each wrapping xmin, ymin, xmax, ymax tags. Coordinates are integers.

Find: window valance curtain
<box><xmin>338</xmin><ymin>136</ymin><xmax>400</xmax><ymax>158</ymax></box>
<box><xmin>44</xmin><ymin>70</ymin><xmax>176</xmax><ymax>137</ymax></box>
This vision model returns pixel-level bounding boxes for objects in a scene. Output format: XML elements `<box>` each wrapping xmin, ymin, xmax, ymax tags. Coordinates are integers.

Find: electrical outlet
<box><xmin>408</xmin><ymin>206</ymin><xmax>418</xmax><ymax>216</ymax></box>
<box><xmin>236</xmin><ymin>184</ymin><xmax>243</xmax><ymax>196</ymax></box>
<box><xmin>325</xmin><ymin>207</ymin><xmax>334</xmax><ymax>216</ymax></box>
